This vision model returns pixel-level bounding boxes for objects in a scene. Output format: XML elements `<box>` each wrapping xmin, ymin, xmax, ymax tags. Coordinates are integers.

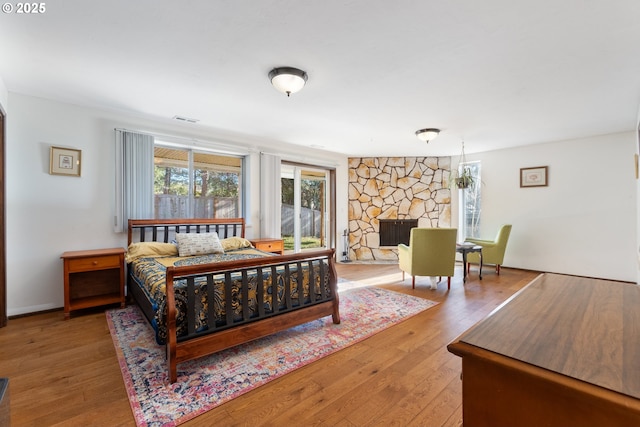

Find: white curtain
<box><xmin>114</xmin><ymin>130</ymin><xmax>155</xmax><ymax>233</ymax></box>
<box><xmin>260</xmin><ymin>152</ymin><xmax>281</xmax><ymax>238</ymax></box>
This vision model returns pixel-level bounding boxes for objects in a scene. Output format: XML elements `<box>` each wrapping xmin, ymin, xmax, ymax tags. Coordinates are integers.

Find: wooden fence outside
<box><xmin>281</xmin><ymin>204</ymin><xmax>322</xmax><ymax>237</ymax></box>
<box><xmin>154</xmin><ymin>196</ymin><xmax>320</xmax><ymax>237</ymax></box>
<box><xmin>155</xmin><ymin>195</ymin><xmax>238</xmax><ymax>219</ymax></box>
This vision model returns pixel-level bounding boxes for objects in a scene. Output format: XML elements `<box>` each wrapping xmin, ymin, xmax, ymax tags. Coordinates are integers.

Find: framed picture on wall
<box><xmin>50</xmin><ymin>146</ymin><xmax>81</xmax><ymax>177</ymax></box>
<box><xmin>520</xmin><ymin>166</ymin><xmax>547</xmax><ymax>187</ymax></box>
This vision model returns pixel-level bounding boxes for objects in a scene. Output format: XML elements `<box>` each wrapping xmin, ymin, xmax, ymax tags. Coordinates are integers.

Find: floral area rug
<box><xmin>106</xmin><ymin>286</ymin><xmax>438</xmax><ymax>427</ymax></box>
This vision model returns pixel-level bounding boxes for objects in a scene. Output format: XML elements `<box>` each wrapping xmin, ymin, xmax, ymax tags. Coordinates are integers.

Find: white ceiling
<box><xmin>1</xmin><ymin>0</ymin><xmax>640</xmax><ymax>156</ymax></box>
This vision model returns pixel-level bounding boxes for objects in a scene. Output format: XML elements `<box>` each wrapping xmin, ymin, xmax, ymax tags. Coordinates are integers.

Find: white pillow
<box><xmin>175</xmin><ymin>232</ymin><xmax>224</xmax><ymax>257</ymax></box>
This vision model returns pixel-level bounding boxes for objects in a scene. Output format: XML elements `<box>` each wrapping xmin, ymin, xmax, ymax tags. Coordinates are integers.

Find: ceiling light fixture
<box><xmin>415</xmin><ymin>128</ymin><xmax>440</xmax><ymax>143</ymax></box>
<box><xmin>268</xmin><ymin>67</ymin><xmax>308</xmax><ymax>97</ymax></box>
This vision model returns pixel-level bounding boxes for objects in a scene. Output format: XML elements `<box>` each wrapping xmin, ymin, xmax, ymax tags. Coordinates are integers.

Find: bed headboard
<box><xmin>127</xmin><ymin>218</ymin><xmax>245</xmax><ymax>245</ymax></box>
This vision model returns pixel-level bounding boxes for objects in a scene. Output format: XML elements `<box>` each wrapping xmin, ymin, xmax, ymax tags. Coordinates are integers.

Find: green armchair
<box><xmin>398</xmin><ymin>227</ymin><xmax>458</xmax><ymax>289</ymax></box>
<box><xmin>464</xmin><ymin>224</ymin><xmax>512</xmax><ymax>274</ymax></box>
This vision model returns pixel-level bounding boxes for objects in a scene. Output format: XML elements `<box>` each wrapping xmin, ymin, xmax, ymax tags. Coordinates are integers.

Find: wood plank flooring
<box><xmin>0</xmin><ymin>263</ymin><xmax>539</xmax><ymax>426</ymax></box>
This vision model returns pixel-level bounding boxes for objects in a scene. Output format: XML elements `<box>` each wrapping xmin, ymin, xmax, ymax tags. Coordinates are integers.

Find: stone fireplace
<box><xmin>348</xmin><ymin>156</ymin><xmax>451</xmax><ymax>261</ymax></box>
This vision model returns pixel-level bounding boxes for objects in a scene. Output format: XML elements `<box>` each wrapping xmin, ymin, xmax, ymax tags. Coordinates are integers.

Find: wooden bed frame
<box><xmin>127</xmin><ymin>218</ymin><xmax>340</xmax><ymax>383</ymax></box>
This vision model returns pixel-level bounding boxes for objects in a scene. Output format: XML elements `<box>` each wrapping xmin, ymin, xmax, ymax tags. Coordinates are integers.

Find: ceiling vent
<box><xmin>172</xmin><ymin>115</ymin><xmax>199</xmax><ymax>124</ymax></box>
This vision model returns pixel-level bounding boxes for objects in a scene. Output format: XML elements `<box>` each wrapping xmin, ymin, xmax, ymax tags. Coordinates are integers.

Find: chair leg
<box><xmin>412</xmin><ymin>276</ymin><xmax>415</xmax><ymax>289</ymax></box>
<box><xmin>496</xmin><ymin>264</ymin><xmax>501</xmax><ymax>275</ymax></box>
<box><xmin>402</xmin><ymin>271</ymin><xmax>405</xmax><ymax>281</ymax></box>
<box><xmin>447</xmin><ymin>276</ymin><xmax>451</xmax><ymax>290</ymax></box>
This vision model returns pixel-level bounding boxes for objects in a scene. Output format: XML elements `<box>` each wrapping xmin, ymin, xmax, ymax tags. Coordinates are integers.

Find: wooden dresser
<box><xmin>447</xmin><ymin>273</ymin><xmax>640</xmax><ymax>427</ymax></box>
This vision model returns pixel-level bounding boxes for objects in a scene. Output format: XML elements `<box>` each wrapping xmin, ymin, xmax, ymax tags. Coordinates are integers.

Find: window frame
<box><xmin>153</xmin><ymin>141</ymin><xmax>245</xmax><ymax>219</ymax></box>
<box><xmin>458</xmin><ymin>160</ymin><xmax>481</xmax><ymax>239</ymax></box>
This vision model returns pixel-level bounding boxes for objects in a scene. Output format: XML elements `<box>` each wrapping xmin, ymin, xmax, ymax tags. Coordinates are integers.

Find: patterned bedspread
<box><xmin>129</xmin><ymin>248</ymin><xmax>331</xmax><ymax>344</ymax></box>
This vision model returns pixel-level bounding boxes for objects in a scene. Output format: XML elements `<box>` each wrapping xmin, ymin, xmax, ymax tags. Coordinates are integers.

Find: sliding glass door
<box><xmin>281</xmin><ymin>164</ymin><xmax>329</xmax><ymax>253</ymax></box>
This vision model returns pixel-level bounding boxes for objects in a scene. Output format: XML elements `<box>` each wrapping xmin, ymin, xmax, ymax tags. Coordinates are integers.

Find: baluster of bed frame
<box><xmin>206</xmin><ymin>275</ymin><xmax>216</xmax><ymax>331</ymax></box>
<box><xmin>186</xmin><ymin>277</ymin><xmax>196</xmax><ymax>336</ymax></box>
<box><xmin>241</xmin><ymin>270</ymin><xmax>250</xmax><ymax>321</ymax></box>
<box><xmin>162</xmin><ymin>226</ymin><xmax>169</xmax><ymax>243</ymax></box>
<box><xmin>138</xmin><ymin>227</ymin><xmax>146</xmax><ymax>242</ymax></box>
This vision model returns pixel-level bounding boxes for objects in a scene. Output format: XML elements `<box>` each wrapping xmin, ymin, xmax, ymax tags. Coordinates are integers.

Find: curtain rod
<box><xmin>114</xmin><ymin>127</ymin><xmax>253</xmax><ymax>156</ymax></box>
<box><xmin>260</xmin><ymin>150</ymin><xmax>339</xmax><ymax>169</ymax></box>
<box><xmin>113</xmin><ymin>128</ymin><xmax>340</xmax><ymax>167</ymax></box>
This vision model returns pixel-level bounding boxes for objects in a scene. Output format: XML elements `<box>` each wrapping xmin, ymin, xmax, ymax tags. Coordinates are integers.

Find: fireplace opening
<box><xmin>379</xmin><ymin>219</ymin><xmax>418</xmax><ymax>246</ymax></box>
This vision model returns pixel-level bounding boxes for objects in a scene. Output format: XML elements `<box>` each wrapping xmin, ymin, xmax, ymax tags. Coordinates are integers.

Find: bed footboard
<box><xmin>164</xmin><ymin>249</ymin><xmax>339</xmax><ymax>383</ymax></box>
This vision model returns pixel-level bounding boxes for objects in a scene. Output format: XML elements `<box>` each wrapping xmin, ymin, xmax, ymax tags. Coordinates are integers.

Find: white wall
<box><xmin>462</xmin><ymin>132</ymin><xmax>637</xmax><ymax>282</ymax></box>
<box><xmin>636</xmin><ymin>109</ymin><xmax>640</xmax><ymax>285</ymax></box>
<box><xmin>0</xmin><ymin>75</ymin><xmax>7</xmax><ymax>111</ymax></box>
<box><xmin>6</xmin><ymin>93</ymin><xmax>348</xmax><ymax>316</ymax></box>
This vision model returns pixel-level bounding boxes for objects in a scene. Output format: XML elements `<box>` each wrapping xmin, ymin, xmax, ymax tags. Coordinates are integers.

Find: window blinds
<box><xmin>114</xmin><ymin>130</ymin><xmax>155</xmax><ymax>233</ymax></box>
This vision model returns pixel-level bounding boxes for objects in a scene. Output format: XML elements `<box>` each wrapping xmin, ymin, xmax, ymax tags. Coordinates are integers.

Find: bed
<box><xmin>126</xmin><ymin>218</ymin><xmax>340</xmax><ymax>383</ymax></box>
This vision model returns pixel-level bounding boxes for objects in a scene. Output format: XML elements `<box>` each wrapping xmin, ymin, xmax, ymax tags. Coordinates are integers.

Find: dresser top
<box><xmin>61</xmin><ymin>247</ymin><xmax>125</xmax><ymax>259</ymax></box>
<box><xmin>451</xmin><ymin>273</ymin><xmax>640</xmax><ymax>399</ymax></box>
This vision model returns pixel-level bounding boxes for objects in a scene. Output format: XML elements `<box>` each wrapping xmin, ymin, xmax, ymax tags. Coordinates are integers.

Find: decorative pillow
<box><xmin>175</xmin><ymin>232</ymin><xmax>224</xmax><ymax>257</ymax></box>
<box><xmin>125</xmin><ymin>242</ymin><xmax>179</xmax><ymax>263</ymax></box>
<box><xmin>220</xmin><ymin>236</ymin><xmax>253</xmax><ymax>251</ymax></box>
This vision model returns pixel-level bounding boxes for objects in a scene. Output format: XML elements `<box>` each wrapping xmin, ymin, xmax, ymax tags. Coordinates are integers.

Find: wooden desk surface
<box><xmin>451</xmin><ymin>273</ymin><xmax>640</xmax><ymax>399</ymax></box>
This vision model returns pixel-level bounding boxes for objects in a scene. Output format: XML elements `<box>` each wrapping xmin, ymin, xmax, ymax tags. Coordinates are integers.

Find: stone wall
<box><xmin>348</xmin><ymin>156</ymin><xmax>451</xmax><ymax>261</ymax></box>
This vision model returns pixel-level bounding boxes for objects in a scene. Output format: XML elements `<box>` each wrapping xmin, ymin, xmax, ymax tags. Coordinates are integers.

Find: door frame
<box><xmin>0</xmin><ymin>107</ymin><xmax>6</xmax><ymax>327</ymax></box>
<box><xmin>281</xmin><ymin>162</ymin><xmax>335</xmax><ymax>253</ymax></box>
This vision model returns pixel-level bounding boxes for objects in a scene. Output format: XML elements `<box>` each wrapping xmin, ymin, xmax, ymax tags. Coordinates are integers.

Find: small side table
<box><xmin>456</xmin><ymin>244</ymin><xmax>483</xmax><ymax>282</ymax></box>
<box><xmin>61</xmin><ymin>248</ymin><xmax>126</xmax><ymax>319</ymax></box>
<box><xmin>250</xmin><ymin>238</ymin><xmax>284</xmax><ymax>255</ymax></box>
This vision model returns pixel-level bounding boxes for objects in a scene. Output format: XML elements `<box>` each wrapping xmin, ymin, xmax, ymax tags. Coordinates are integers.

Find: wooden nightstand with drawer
<box><xmin>61</xmin><ymin>247</ymin><xmax>126</xmax><ymax>319</ymax></box>
<box><xmin>250</xmin><ymin>238</ymin><xmax>284</xmax><ymax>255</ymax></box>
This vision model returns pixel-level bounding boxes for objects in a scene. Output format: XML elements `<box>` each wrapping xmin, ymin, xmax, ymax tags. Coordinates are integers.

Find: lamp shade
<box><xmin>415</xmin><ymin>128</ymin><xmax>440</xmax><ymax>142</ymax></box>
<box><xmin>269</xmin><ymin>67</ymin><xmax>308</xmax><ymax>96</ymax></box>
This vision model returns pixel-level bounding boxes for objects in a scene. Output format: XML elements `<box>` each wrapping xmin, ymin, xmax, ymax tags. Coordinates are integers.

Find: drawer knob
<box><xmin>92</xmin><ymin>261</ymin><xmax>98</xmax><ymax>265</ymax></box>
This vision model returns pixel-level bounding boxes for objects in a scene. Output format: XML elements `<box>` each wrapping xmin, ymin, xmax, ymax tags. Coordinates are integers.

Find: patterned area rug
<box><xmin>107</xmin><ymin>286</ymin><xmax>438</xmax><ymax>427</ymax></box>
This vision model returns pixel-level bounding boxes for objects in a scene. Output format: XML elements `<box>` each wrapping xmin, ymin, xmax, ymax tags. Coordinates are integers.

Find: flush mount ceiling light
<box><xmin>415</xmin><ymin>128</ymin><xmax>440</xmax><ymax>143</ymax></box>
<box><xmin>268</xmin><ymin>67</ymin><xmax>308</xmax><ymax>97</ymax></box>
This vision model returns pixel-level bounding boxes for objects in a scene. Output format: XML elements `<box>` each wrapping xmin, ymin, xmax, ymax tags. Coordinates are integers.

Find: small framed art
<box><xmin>50</xmin><ymin>146</ymin><xmax>81</xmax><ymax>177</ymax></box>
<box><xmin>520</xmin><ymin>166</ymin><xmax>547</xmax><ymax>188</ymax></box>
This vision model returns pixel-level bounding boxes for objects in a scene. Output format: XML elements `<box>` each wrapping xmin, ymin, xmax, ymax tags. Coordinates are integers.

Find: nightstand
<box><xmin>61</xmin><ymin>247</ymin><xmax>126</xmax><ymax>319</ymax></box>
<box><xmin>250</xmin><ymin>238</ymin><xmax>284</xmax><ymax>255</ymax></box>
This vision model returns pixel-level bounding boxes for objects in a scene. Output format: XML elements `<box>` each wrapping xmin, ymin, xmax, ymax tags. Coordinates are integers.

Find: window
<box><xmin>459</xmin><ymin>161</ymin><xmax>481</xmax><ymax>239</ymax></box>
<box><xmin>154</xmin><ymin>145</ymin><xmax>243</xmax><ymax>219</ymax></box>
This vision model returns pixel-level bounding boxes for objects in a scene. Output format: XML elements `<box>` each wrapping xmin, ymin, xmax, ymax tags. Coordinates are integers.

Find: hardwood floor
<box><xmin>0</xmin><ymin>263</ymin><xmax>539</xmax><ymax>426</ymax></box>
